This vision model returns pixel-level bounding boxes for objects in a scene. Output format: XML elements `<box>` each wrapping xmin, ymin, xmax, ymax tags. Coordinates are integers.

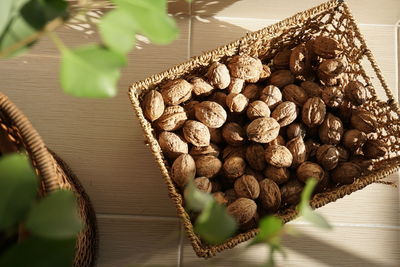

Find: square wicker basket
<box><xmin>128</xmin><ymin>0</ymin><xmax>400</xmax><ymax>258</ymax></box>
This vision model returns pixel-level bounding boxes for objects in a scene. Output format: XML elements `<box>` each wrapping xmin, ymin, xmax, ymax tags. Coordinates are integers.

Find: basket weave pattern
<box><xmin>129</xmin><ymin>0</ymin><xmax>400</xmax><ymax>258</ymax></box>
<box><xmin>0</xmin><ymin>93</ymin><xmax>97</xmax><ymax>266</ymax></box>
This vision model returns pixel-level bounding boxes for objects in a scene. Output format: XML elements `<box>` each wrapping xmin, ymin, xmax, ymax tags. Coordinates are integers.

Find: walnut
<box><xmin>259</xmin><ymin>65</ymin><xmax>271</xmax><ymax>81</ymax></box>
<box><xmin>305</xmin><ymin>139</ymin><xmax>320</xmax><ymax>160</ymax></box>
<box><xmin>301</xmin><ymin>81</ymin><xmax>323</xmax><ymax>97</ymax></box>
<box><xmin>227</xmin><ymin>198</ymin><xmax>257</xmax><ymax>225</ymax></box>
<box><xmin>247</xmin><ymin>117</ymin><xmax>280</xmax><ymax>143</ymax></box>
<box><xmin>224</xmin><ymin>188</ymin><xmax>237</xmax><ymax>204</ymax></box>
<box><xmin>222</xmin><ymin>145</ymin><xmax>246</xmax><ymax>160</ymax></box>
<box><xmin>260</xmin><ymin>85</ymin><xmax>282</xmax><ymax>109</ymax></box>
<box><xmin>194</xmin><ymin>101</ymin><xmax>227</xmax><ymax>128</ymax></box>
<box><xmin>281</xmin><ymin>179</ymin><xmax>304</xmax><ymax>205</ymax></box>
<box><xmin>318</xmin><ymin>58</ymin><xmax>346</xmax><ymax>80</ymax></box>
<box><xmin>264</xmin><ymin>144</ymin><xmax>293</xmax><ymax>168</ymax></box>
<box><xmin>213</xmin><ymin>192</ymin><xmax>228</xmax><ymax>205</ymax></box>
<box><xmin>337</xmin><ymin>100</ymin><xmax>354</xmax><ymax>124</ymax></box>
<box><xmin>209</xmin><ymin>91</ymin><xmax>228</xmax><ymax>109</ymax></box>
<box><xmin>142</xmin><ymin>90</ymin><xmax>165</xmax><ymax>122</ymax></box>
<box><xmin>189</xmin><ymin>143</ymin><xmax>220</xmax><ymax>159</ymax></box>
<box><xmin>337</xmin><ymin>146</ymin><xmax>349</xmax><ymax>162</ymax></box>
<box><xmin>245</xmin><ymin>143</ymin><xmax>266</xmax><ymax>171</ymax></box>
<box><xmin>194</xmin><ymin>177</ymin><xmax>212</xmax><ymax>193</ymax></box>
<box><xmin>290</xmin><ymin>44</ymin><xmax>311</xmax><ymax>75</ymax></box>
<box><xmin>226</xmin><ymin>93</ymin><xmax>249</xmax><ymax>113</ymax></box>
<box><xmin>282</xmin><ymin>84</ymin><xmax>308</xmax><ymax>106</ymax></box>
<box><xmin>350</xmin><ymin>110</ymin><xmax>377</xmax><ymax>133</ymax></box>
<box><xmin>272</xmin><ymin>101</ymin><xmax>298</xmax><ymax>127</ymax></box>
<box><xmin>286</xmin><ymin>136</ymin><xmax>306</xmax><ymax>168</ymax></box>
<box><xmin>222</xmin><ymin>122</ymin><xmax>246</xmax><ymax>146</ymax></box>
<box><xmin>263</xmin><ymin>165</ymin><xmax>290</xmax><ymax>184</ymax></box>
<box><xmin>183</xmin><ymin>101</ymin><xmax>199</xmax><ymax>120</ymax></box>
<box><xmin>242</xmin><ymin>84</ymin><xmax>261</xmax><ymax>100</ymax></box>
<box><xmin>362</xmin><ymin>139</ymin><xmax>387</xmax><ymax>159</ymax></box>
<box><xmin>318</xmin><ymin>113</ymin><xmax>344</xmax><ymax>145</ymax></box>
<box><xmin>228</xmin><ymin>77</ymin><xmax>245</xmax><ymax>93</ymax></box>
<box><xmin>156</xmin><ymin>105</ymin><xmax>187</xmax><ymax>131</ymax></box>
<box><xmin>296</xmin><ymin>161</ymin><xmax>324</xmax><ymax>183</ymax></box>
<box><xmin>210</xmin><ymin>180</ymin><xmax>222</xmax><ymax>193</ymax></box>
<box><xmin>182</xmin><ymin>120</ymin><xmax>210</xmax><ymax>147</ymax></box>
<box><xmin>350</xmin><ymin>155</ymin><xmax>373</xmax><ymax>171</ymax></box>
<box><xmin>234</xmin><ymin>175</ymin><xmax>260</xmax><ymax>199</ymax></box>
<box><xmin>313</xmin><ymin>36</ymin><xmax>342</xmax><ymax>59</ymax></box>
<box><xmin>331</xmin><ymin>162</ymin><xmax>361</xmax><ymax>184</ymax></box>
<box><xmin>209</xmin><ymin>127</ymin><xmax>223</xmax><ymax>144</ymax></box>
<box><xmin>245</xmin><ymin>167</ymin><xmax>264</xmax><ymax>181</ymax></box>
<box><xmin>190</xmin><ymin>76</ymin><xmax>214</xmax><ymax>96</ymax></box>
<box><xmin>228</xmin><ymin>55</ymin><xmax>263</xmax><ymax>83</ymax></box>
<box><xmin>302</xmin><ymin>97</ymin><xmax>326</xmax><ymax>127</ymax></box>
<box><xmin>158</xmin><ymin>131</ymin><xmax>188</xmax><ymax>160</ymax></box>
<box><xmin>271</xmin><ymin>135</ymin><xmax>286</xmax><ymax>146</ymax></box>
<box><xmin>195</xmin><ymin>155</ymin><xmax>222</xmax><ymax>178</ymax></box>
<box><xmin>259</xmin><ymin>179</ymin><xmax>281</xmax><ymax>212</ymax></box>
<box><xmin>223</xmin><ymin>156</ymin><xmax>246</xmax><ymax>179</ymax></box>
<box><xmin>160</xmin><ymin>79</ymin><xmax>193</xmax><ymax>105</ymax></box>
<box><xmin>207</xmin><ymin>62</ymin><xmax>231</xmax><ymax>89</ymax></box>
<box><xmin>270</xmin><ymin>70</ymin><xmax>295</xmax><ymax>88</ymax></box>
<box><xmin>286</xmin><ymin>122</ymin><xmax>306</xmax><ymax>140</ymax></box>
<box><xmin>342</xmin><ymin>129</ymin><xmax>367</xmax><ymax>151</ymax></box>
<box><xmin>322</xmin><ymin>86</ymin><xmax>344</xmax><ymax>108</ymax></box>
<box><xmin>316</xmin><ymin>144</ymin><xmax>339</xmax><ymax>170</ymax></box>
<box><xmin>344</xmin><ymin>81</ymin><xmax>367</xmax><ymax>106</ymax></box>
<box><xmin>171</xmin><ymin>154</ymin><xmax>196</xmax><ymax>188</ymax></box>
<box><xmin>246</xmin><ymin>100</ymin><xmax>271</xmax><ymax>120</ymax></box>
<box><xmin>273</xmin><ymin>48</ymin><xmax>292</xmax><ymax>69</ymax></box>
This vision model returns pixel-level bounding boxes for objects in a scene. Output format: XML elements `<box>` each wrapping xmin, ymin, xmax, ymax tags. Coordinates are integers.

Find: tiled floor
<box><xmin>0</xmin><ymin>1</ymin><xmax>399</xmax><ymax>266</ymax></box>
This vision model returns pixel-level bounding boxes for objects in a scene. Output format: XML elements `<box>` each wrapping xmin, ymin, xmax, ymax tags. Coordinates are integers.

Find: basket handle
<box><xmin>0</xmin><ymin>92</ymin><xmax>60</xmax><ymax>192</ymax></box>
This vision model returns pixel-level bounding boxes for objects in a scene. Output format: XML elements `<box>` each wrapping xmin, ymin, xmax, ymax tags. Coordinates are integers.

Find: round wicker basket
<box><xmin>0</xmin><ymin>92</ymin><xmax>98</xmax><ymax>267</ymax></box>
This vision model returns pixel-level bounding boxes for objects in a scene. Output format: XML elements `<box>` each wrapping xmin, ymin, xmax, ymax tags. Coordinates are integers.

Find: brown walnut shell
<box><xmin>331</xmin><ymin>162</ymin><xmax>361</xmax><ymax>184</ymax></box>
<box><xmin>242</xmin><ymin>84</ymin><xmax>261</xmax><ymax>100</ymax></box>
<box><xmin>263</xmin><ymin>165</ymin><xmax>290</xmax><ymax>185</ymax></box>
<box><xmin>190</xmin><ymin>76</ymin><xmax>214</xmax><ymax>96</ymax></box>
<box><xmin>322</xmin><ymin>86</ymin><xmax>344</xmax><ymax>108</ymax></box>
<box><xmin>228</xmin><ymin>55</ymin><xmax>263</xmax><ymax>83</ymax></box>
<box><xmin>313</xmin><ymin>36</ymin><xmax>342</xmax><ymax>59</ymax></box>
<box><xmin>296</xmin><ymin>161</ymin><xmax>324</xmax><ymax>183</ymax></box>
<box><xmin>264</xmin><ymin>144</ymin><xmax>293</xmax><ymax>168</ymax></box>
<box><xmin>271</xmin><ymin>101</ymin><xmax>298</xmax><ymax>127</ymax></box>
<box><xmin>195</xmin><ymin>155</ymin><xmax>222</xmax><ymax>178</ymax></box>
<box><xmin>246</xmin><ymin>100</ymin><xmax>271</xmax><ymax>120</ymax></box>
<box><xmin>290</xmin><ymin>44</ymin><xmax>311</xmax><ymax>75</ymax></box>
<box><xmin>190</xmin><ymin>143</ymin><xmax>220</xmax><ymax>159</ymax></box>
<box><xmin>302</xmin><ymin>97</ymin><xmax>326</xmax><ymax>128</ymax></box>
<box><xmin>209</xmin><ymin>91</ymin><xmax>228</xmax><ymax>109</ymax></box>
<box><xmin>273</xmin><ymin>48</ymin><xmax>292</xmax><ymax>69</ymax></box>
<box><xmin>194</xmin><ymin>177</ymin><xmax>212</xmax><ymax>193</ymax></box>
<box><xmin>281</xmin><ymin>179</ymin><xmax>304</xmax><ymax>205</ymax></box>
<box><xmin>223</xmin><ymin>156</ymin><xmax>246</xmax><ymax>179</ymax></box>
<box><xmin>270</xmin><ymin>70</ymin><xmax>295</xmax><ymax>88</ymax></box>
<box><xmin>156</xmin><ymin>105</ymin><xmax>187</xmax><ymax>131</ymax></box>
<box><xmin>245</xmin><ymin>143</ymin><xmax>266</xmax><ymax>171</ymax></box>
<box><xmin>171</xmin><ymin>154</ymin><xmax>196</xmax><ymax>188</ymax></box>
<box><xmin>213</xmin><ymin>192</ymin><xmax>228</xmax><ymax>205</ymax></box>
<box><xmin>142</xmin><ymin>90</ymin><xmax>165</xmax><ymax>122</ymax></box>
<box><xmin>222</xmin><ymin>122</ymin><xmax>246</xmax><ymax>146</ymax></box>
<box><xmin>260</xmin><ymin>85</ymin><xmax>282</xmax><ymax>109</ymax></box>
<box><xmin>160</xmin><ymin>79</ymin><xmax>193</xmax><ymax>105</ymax></box>
<box><xmin>227</xmin><ymin>198</ymin><xmax>257</xmax><ymax>225</ymax></box>
<box><xmin>316</xmin><ymin>144</ymin><xmax>339</xmax><ymax>170</ymax></box>
<box><xmin>342</xmin><ymin>129</ymin><xmax>367</xmax><ymax>152</ymax></box>
<box><xmin>234</xmin><ymin>175</ymin><xmax>260</xmax><ymax>199</ymax></box>
<box><xmin>318</xmin><ymin>113</ymin><xmax>344</xmax><ymax>145</ymax></box>
<box><xmin>247</xmin><ymin>117</ymin><xmax>280</xmax><ymax>143</ymax></box>
<box><xmin>286</xmin><ymin>136</ymin><xmax>306</xmax><ymax>168</ymax></box>
<box><xmin>362</xmin><ymin>139</ymin><xmax>387</xmax><ymax>159</ymax></box>
<box><xmin>158</xmin><ymin>131</ymin><xmax>188</xmax><ymax>160</ymax></box>
<box><xmin>222</xmin><ymin>145</ymin><xmax>246</xmax><ymax>160</ymax></box>
<box><xmin>228</xmin><ymin>77</ymin><xmax>245</xmax><ymax>94</ymax></box>
<box><xmin>318</xmin><ymin>58</ymin><xmax>346</xmax><ymax>80</ymax></box>
<box><xmin>286</xmin><ymin>122</ymin><xmax>306</xmax><ymax>140</ymax></box>
<box><xmin>183</xmin><ymin>101</ymin><xmax>199</xmax><ymax>120</ymax></box>
<box><xmin>301</xmin><ymin>81</ymin><xmax>323</xmax><ymax>97</ymax></box>
<box><xmin>226</xmin><ymin>93</ymin><xmax>249</xmax><ymax>113</ymax></box>
<box><xmin>344</xmin><ymin>81</ymin><xmax>367</xmax><ymax>106</ymax></box>
<box><xmin>259</xmin><ymin>179</ymin><xmax>281</xmax><ymax>212</ymax></box>
<box><xmin>207</xmin><ymin>62</ymin><xmax>231</xmax><ymax>89</ymax></box>
<box><xmin>194</xmin><ymin>101</ymin><xmax>227</xmax><ymax>128</ymax></box>
<box><xmin>282</xmin><ymin>84</ymin><xmax>308</xmax><ymax>107</ymax></box>
<box><xmin>350</xmin><ymin>110</ymin><xmax>377</xmax><ymax>133</ymax></box>
<box><xmin>305</xmin><ymin>139</ymin><xmax>320</xmax><ymax>160</ymax></box>
<box><xmin>182</xmin><ymin>120</ymin><xmax>210</xmax><ymax>147</ymax></box>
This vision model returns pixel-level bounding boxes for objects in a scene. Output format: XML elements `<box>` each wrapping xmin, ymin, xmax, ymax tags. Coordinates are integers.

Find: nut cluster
<box><xmin>142</xmin><ymin>35</ymin><xmax>387</xmax><ymax>229</ymax></box>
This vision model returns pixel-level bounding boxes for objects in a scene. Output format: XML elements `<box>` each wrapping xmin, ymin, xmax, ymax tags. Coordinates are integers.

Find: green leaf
<box><xmin>0</xmin><ymin>153</ymin><xmax>38</xmax><ymax>230</ymax></box>
<box><xmin>0</xmin><ymin>0</ymin><xmax>68</xmax><ymax>58</ymax></box>
<box><xmin>300</xmin><ymin>204</ymin><xmax>332</xmax><ymax>230</ymax></box>
<box><xmin>194</xmin><ymin>201</ymin><xmax>237</xmax><ymax>245</ymax></box>
<box><xmin>60</xmin><ymin>45</ymin><xmax>126</xmax><ymax>98</ymax></box>
<box><xmin>112</xmin><ymin>0</ymin><xmax>179</xmax><ymax>45</ymax></box>
<box><xmin>250</xmin><ymin>216</ymin><xmax>283</xmax><ymax>246</ymax></box>
<box><xmin>183</xmin><ymin>180</ymin><xmax>214</xmax><ymax>212</ymax></box>
<box><xmin>26</xmin><ymin>190</ymin><xmax>83</xmax><ymax>239</ymax></box>
<box><xmin>298</xmin><ymin>178</ymin><xmax>332</xmax><ymax>230</ymax></box>
<box><xmin>0</xmin><ymin>236</ymin><xmax>76</xmax><ymax>267</ymax></box>
<box><xmin>99</xmin><ymin>9</ymin><xmax>136</xmax><ymax>54</ymax></box>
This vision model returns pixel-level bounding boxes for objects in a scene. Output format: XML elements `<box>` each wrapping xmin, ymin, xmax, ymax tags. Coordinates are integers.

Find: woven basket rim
<box><xmin>128</xmin><ymin>0</ymin><xmax>400</xmax><ymax>258</ymax></box>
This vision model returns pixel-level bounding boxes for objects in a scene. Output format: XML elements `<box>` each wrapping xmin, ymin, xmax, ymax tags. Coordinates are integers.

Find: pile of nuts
<box><xmin>141</xmin><ymin>35</ymin><xmax>387</xmax><ymax>230</ymax></box>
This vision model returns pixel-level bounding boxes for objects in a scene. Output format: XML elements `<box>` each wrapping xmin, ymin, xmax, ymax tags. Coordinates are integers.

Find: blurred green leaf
<box><xmin>0</xmin><ymin>0</ymin><xmax>67</xmax><ymax>58</ymax></box>
<box><xmin>0</xmin><ymin>0</ymin><xmax>15</xmax><ymax>34</ymax></box>
<box><xmin>0</xmin><ymin>153</ymin><xmax>38</xmax><ymax>230</ymax></box>
<box><xmin>298</xmin><ymin>178</ymin><xmax>332</xmax><ymax>230</ymax></box>
<box><xmin>183</xmin><ymin>180</ymin><xmax>214</xmax><ymax>212</ymax></box>
<box><xmin>0</xmin><ymin>236</ymin><xmax>76</xmax><ymax>267</ymax></box>
<box><xmin>60</xmin><ymin>45</ymin><xmax>126</xmax><ymax>98</ymax></box>
<box><xmin>112</xmin><ymin>0</ymin><xmax>179</xmax><ymax>45</ymax></box>
<box><xmin>99</xmin><ymin>9</ymin><xmax>136</xmax><ymax>54</ymax></box>
<box><xmin>26</xmin><ymin>190</ymin><xmax>83</xmax><ymax>239</ymax></box>
<box><xmin>250</xmin><ymin>216</ymin><xmax>283</xmax><ymax>246</ymax></box>
<box><xmin>194</xmin><ymin>201</ymin><xmax>237</xmax><ymax>245</ymax></box>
